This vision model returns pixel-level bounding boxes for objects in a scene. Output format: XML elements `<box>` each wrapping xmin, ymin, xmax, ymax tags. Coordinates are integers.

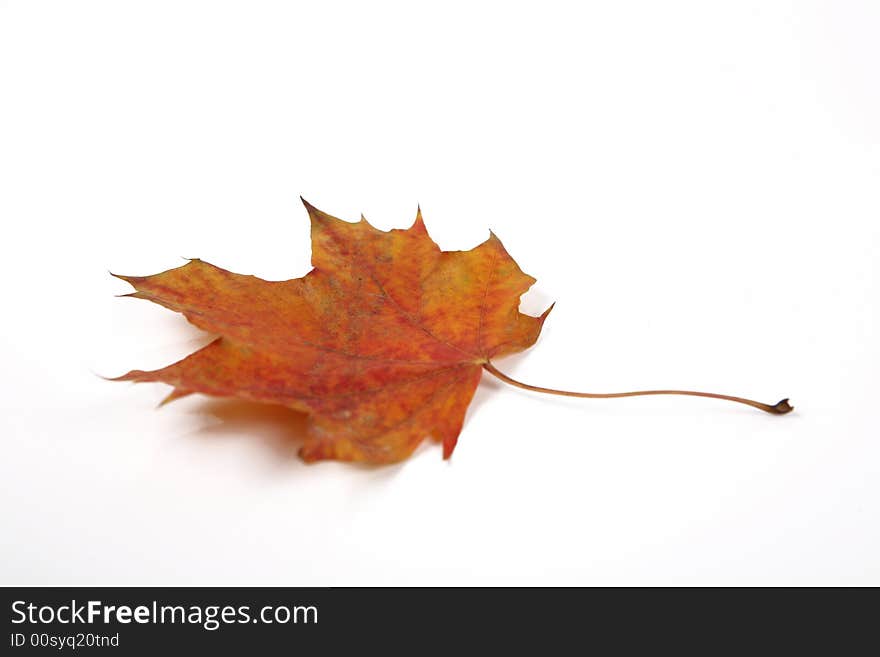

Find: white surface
<box><xmin>1</xmin><ymin>1</ymin><xmax>877</xmax><ymax>586</ymax></box>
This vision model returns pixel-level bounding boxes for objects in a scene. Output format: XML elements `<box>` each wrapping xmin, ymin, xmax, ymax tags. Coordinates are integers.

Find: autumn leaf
<box><xmin>112</xmin><ymin>199</ymin><xmax>791</xmax><ymax>465</ymax></box>
<box><xmin>112</xmin><ymin>200</ymin><xmax>552</xmax><ymax>463</ymax></box>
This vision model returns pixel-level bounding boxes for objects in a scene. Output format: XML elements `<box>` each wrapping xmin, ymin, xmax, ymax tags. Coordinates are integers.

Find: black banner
<box><xmin>1</xmin><ymin>587</ymin><xmax>873</xmax><ymax>653</ymax></box>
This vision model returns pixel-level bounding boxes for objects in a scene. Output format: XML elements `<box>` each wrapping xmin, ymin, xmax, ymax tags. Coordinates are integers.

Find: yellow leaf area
<box><xmin>113</xmin><ymin>200</ymin><xmax>552</xmax><ymax>463</ymax></box>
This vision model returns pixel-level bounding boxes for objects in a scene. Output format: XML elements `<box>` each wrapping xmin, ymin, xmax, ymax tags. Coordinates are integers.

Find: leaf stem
<box><xmin>482</xmin><ymin>361</ymin><xmax>793</xmax><ymax>415</ymax></box>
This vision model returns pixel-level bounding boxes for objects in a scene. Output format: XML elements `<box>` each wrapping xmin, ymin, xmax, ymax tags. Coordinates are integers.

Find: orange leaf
<box><xmin>113</xmin><ymin>200</ymin><xmax>552</xmax><ymax>464</ymax></box>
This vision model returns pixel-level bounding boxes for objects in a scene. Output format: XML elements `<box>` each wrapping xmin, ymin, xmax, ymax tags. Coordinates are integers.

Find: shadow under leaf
<box><xmin>182</xmin><ymin>398</ymin><xmax>412</xmax><ymax>477</ymax></box>
<box><xmin>188</xmin><ymin>398</ymin><xmax>310</xmax><ymax>461</ymax></box>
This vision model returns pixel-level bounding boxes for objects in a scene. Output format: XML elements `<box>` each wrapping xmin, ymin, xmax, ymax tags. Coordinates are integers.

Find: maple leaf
<box><xmin>112</xmin><ymin>200</ymin><xmax>553</xmax><ymax>463</ymax></box>
<box><xmin>113</xmin><ymin>199</ymin><xmax>792</xmax><ymax>465</ymax></box>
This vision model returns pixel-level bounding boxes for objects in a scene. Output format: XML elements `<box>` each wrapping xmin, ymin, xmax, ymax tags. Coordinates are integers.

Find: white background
<box><xmin>1</xmin><ymin>1</ymin><xmax>877</xmax><ymax>586</ymax></box>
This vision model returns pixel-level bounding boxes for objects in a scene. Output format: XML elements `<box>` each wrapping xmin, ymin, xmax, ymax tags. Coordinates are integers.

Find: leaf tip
<box><xmin>442</xmin><ymin>435</ymin><xmax>458</xmax><ymax>460</ymax></box>
<box><xmin>111</xmin><ymin>271</ymin><xmax>149</xmax><ymax>298</ymax></box>
<box><xmin>157</xmin><ymin>388</ymin><xmax>193</xmax><ymax>408</ymax></box>
<box><xmin>300</xmin><ymin>196</ymin><xmax>320</xmax><ymax>219</ymax></box>
<box><xmin>102</xmin><ymin>369</ymin><xmax>144</xmax><ymax>383</ymax></box>
<box><xmin>540</xmin><ymin>302</ymin><xmax>556</xmax><ymax>321</ymax></box>
<box><xmin>411</xmin><ymin>205</ymin><xmax>427</xmax><ymax>233</ymax></box>
<box><xmin>485</xmin><ymin>229</ymin><xmax>508</xmax><ymax>251</ymax></box>
<box><xmin>109</xmin><ymin>271</ymin><xmax>134</xmax><ymax>283</ymax></box>
<box><xmin>301</xmin><ymin>197</ymin><xmax>338</xmax><ymax>229</ymax></box>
